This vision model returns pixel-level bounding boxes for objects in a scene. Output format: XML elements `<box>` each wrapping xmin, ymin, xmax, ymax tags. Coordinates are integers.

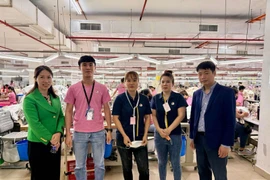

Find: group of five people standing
<box><xmin>23</xmin><ymin>55</ymin><xmax>235</xmax><ymax>180</ymax></box>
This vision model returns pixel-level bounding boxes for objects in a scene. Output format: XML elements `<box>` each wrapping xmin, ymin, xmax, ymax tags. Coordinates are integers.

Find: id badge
<box><xmin>86</xmin><ymin>108</ymin><xmax>94</xmax><ymax>121</ymax></box>
<box><xmin>130</xmin><ymin>116</ymin><xmax>136</xmax><ymax>125</ymax></box>
<box><xmin>163</xmin><ymin>102</ymin><xmax>171</xmax><ymax>112</ymax></box>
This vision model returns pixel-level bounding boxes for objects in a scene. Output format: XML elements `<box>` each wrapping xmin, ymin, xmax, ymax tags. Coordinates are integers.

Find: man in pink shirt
<box><xmin>64</xmin><ymin>56</ymin><xmax>112</xmax><ymax>180</ymax></box>
<box><xmin>236</xmin><ymin>85</ymin><xmax>245</xmax><ymax>106</ymax></box>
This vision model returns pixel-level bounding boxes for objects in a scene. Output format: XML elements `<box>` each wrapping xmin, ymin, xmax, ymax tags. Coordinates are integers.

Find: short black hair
<box><xmin>78</xmin><ymin>55</ymin><xmax>96</xmax><ymax>66</ymax></box>
<box><xmin>149</xmin><ymin>86</ymin><xmax>155</xmax><ymax>89</ymax></box>
<box><xmin>196</xmin><ymin>61</ymin><xmax>216</xmax><ymax>72</ymax></box>
<box><xmin>232</xmin><ymin>87</ymin><xmax>238</xmax><ymax>95</ymax></box>
<box><xmin>239</xmin><ymin>85</ymin><xmax>245</xmax><ymax>91</ymax></box>
<box><xmin>121</xmin><ymin>78</ymin><xmax>124</xmax><ymax>83</ymax></box>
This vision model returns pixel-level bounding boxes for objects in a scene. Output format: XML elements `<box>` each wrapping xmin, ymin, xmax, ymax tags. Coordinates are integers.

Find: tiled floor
<box><xmin>0</xmin><ymin>153</ymin><xmax>266</xmax><ymax>180</ymax></box>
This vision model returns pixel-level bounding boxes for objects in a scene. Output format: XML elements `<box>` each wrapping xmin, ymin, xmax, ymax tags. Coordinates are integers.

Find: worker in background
<box><xmin>112</xmin><ymin>71</ymin><xmax>151</xmax><ymax>180</ymax></box>
<box><xmin>23</xmin><ymin>65</ymin><xmax>64</xmax><ymax>180</ymax></box>
<box><xmin>149</xmin><ymin>86</ymin><xmax>157</xmax><ymax>96</ymax></box>
<box><xmin>180</xmin><ymin>90</ymin><xmax>192</xmax><ymax>106</ymax></box>
<box><xmin>111</xmin><ymin>77</ymin><xmax>126</xmax><ymax>98</ymax></box>
<box><xmin>232</xmin><ymin>88</ymin><xmax>253</xmax><ymax>156</ymax></box>
<box><xmin>189</xmin><ymin>61</ymin><xmax>236</xmax><ymax>180</ymax></box>
<box><xmin>151</xmin><ymin>70</ymin><xmax>187</xmax><ymax>180</ymax></box>
<box><xmin>236</xmin><ymin>85</ymin><xmax>246</xmax><ymax>106</ymax></box>
<box><xmin>64</xmin><ymin>56</ymin><xmax>112</xmax><ymax>180</ymax></box>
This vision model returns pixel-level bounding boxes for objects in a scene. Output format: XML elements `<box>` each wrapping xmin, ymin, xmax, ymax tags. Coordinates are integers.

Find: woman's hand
<box><xmin>50</xmin><ymin>132</ymin><xmax>61</xmax><ymax>145</ymax></box>
<box><xmin>158</xmin><ymin>128</ymin><xmax>167</xmax><ymax>138</ymax></box>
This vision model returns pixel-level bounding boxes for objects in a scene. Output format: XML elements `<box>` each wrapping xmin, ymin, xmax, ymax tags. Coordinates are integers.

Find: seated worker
<box><xmin>180</xmin><ymin>90</ymin><xmax>192</xmax><ymax>106</ymax></box>
<box><xmin>233</xmin><ymin>88</ymin><xmax>253</xmax><ymax>155</ymax></box>
<box><xmin>140</xmin><ymin>89</ymin><xmax>155</xmax><ymax>133</ymax></box>
<box><xmin>0</xmin><ymin>86</ymin><xmax>17</xmax><ymax>105</ymax></box>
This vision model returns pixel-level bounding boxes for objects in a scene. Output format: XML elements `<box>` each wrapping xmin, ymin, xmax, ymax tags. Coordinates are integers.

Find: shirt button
<box><xmin>53</xmin><ymin>116</ymin><xmax>56</xmax><ymax>118</ymax></box>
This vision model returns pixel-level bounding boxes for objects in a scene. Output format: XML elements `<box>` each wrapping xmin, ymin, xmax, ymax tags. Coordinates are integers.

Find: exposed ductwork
<box><xmin>0</xmin><ymin>20</ymin><xmax>58</xmax><ymax>51</ymax></box>
<box><xmin>66</xmin><ymin>36</ymin><xmax>264</xmax><ymax>42</ymax></box>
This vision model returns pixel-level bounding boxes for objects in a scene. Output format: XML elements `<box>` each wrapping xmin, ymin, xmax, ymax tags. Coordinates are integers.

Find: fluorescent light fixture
<box><xmin>25</xmin><ymin>69</ymin><xmax>35</xmax><ymax>72</ymax></box>
<box><xmin>52</xmin><ymin>70</ymin><xmax>60</xmax><ymax>73</ymax></box>
<box><xmin>0</xmin><ymin>75</ymin><xmax>28</xmax><ymax>78</ymax></box>
<box><xmin>44</xmin><ymin>54</ymin><xmax>59</xmax><ymax>63</ymax></box>
<box><xmin>71</xmin><ymin>0</ymin><xmax>82</xmax><ymax>14</ymax></box>
<box><xmin>105</xmin><ymin>55</ymin><xmax>134</xmax><ymax>64</ymax></box>
<box><xmin>0</xmin><ymin>54</ymin><xmax>41</xmax><ymax>62</ymax></box>
<box><xmin>229</xmin><ymin>71</ymin><xmax>260</xmax><ymax>75</ymax></box>
<box><xmin>174</xmin><ymin>71</ymin><xmax>195</xmax><ymax>74</ymax></box>
<box><xmin>0</xmin><ymin>69</ymin><xmax>22</xmax><ymax>73</ymax></box>
<box><xmin>138</xmin><ymin>55</ymin><xmax>161</xmax><ymax>65</ymax></box>
<box><xmin>163</xmin><ymin>57</ymin><xmax>205</xmax><ymax>65</ymax></box>
<box><xmin>210</xmin><ymin>56</ymin><xmax>218</xmax><ymax>65</ymax></box>
<box><xmin>61</xmin><ymin>70</ymin><xmax>81</xmax><ymax>73</ymax></box>
<box><xmin>64</xmin><ymin>54</ymin><xmax>102</xmax><ymax>64</ymax></box>
<box><xmin>219</xmin><ymin>59</ymin><xmax>263</xmax><ymax>65</ymax></box>
<box><xmin>64</xmin><ymin>54</ymin><xmax>80</xmax><ymax>60</ymax></box>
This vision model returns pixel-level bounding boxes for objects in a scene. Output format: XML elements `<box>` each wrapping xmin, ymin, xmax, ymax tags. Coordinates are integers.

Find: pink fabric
<box><xmin>117</xmin><ymin>83</ymin><xmax>125</xmax><ymax>95</ymax></box>
<box><xmin>236</xmin><ymin>92</ymin><xmax>244</xmax><ymax>106</ymax></box>
<box><xmin>151</xmin><ymin>89</ymin><xmax>157</xmax><ymax>96</ymax></box>
<box><xmin>64</xmin><ymin>81</ymin><xmax>111</xmax><ymax>132</ymax></box>
<box><xmin>8</xmin><ymin>92</ymin><xmax>16</xmax><ymax>104</ymax></box>
<box><xmin>186</xmin><ymin>97</ymin><xmax>192</xmax><ymax>106</ymax></box>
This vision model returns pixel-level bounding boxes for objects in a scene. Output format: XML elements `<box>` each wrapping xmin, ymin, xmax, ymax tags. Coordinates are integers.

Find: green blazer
<box><xmin>23</xmin><ymin>88</ymin><xmax>65</xmax><ymax>145</ymax></box>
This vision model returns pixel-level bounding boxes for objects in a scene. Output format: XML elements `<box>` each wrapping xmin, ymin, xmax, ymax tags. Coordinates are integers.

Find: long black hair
<box><xmin>8</xmin><ymin>86</ymin><xmax>18</xmax><ymax>101</ymax></box>
<box><xmin>27</xmin><ymin>65</ymin><xmax>57</xmax><ymax>98</ymax></box>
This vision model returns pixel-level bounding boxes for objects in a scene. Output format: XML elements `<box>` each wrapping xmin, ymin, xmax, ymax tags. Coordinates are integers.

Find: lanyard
<box><xmin>163</xmin><ymin>95</ymin><xmax>169</xmax><ymax>128</ymax></box>
<box><xmin>125</xmin><ymin>91</ymin><xmax>140</xmax><ymax>116</ymax></box>
<box><xmin>82</xmin><ymin>81</ymin><xmax>95</xmax><ymax>109</ymax></box>
<box><xmin>125</xmin><ymin>91</ymin><xmax>140</xmax><ymax>140</ymax></box>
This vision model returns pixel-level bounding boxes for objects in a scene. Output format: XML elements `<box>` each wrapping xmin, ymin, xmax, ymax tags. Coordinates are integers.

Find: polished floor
<box><xmin>0</xmin><ymin>152</ymin><xmax>266</xmax><ymax>180</ymax></box>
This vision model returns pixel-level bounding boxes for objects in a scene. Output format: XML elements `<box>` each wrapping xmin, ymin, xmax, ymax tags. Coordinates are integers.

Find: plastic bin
<box><xmin>104</xmin><ymin>141</ymin><xmax>112</xmax><ymax>158</ymax></box>
<box><xmin>16</xmin><ymin>140</ymin><xmax>29</xmax><ymax>161</ymax></box>
<box><xmin>180</xmin><ymin>135</ymin><xmax>186</xmax><ymax>157</ymax></box>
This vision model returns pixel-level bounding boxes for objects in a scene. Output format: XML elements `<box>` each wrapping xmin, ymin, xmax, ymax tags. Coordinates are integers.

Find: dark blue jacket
<box><xmin>189</xmin><ymin>83</ymin><xmax>236</xmax><ymax>149</ymax></box>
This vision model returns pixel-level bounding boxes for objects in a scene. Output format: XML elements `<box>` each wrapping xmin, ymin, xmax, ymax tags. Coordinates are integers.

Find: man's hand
<box><xmin>190</xmin><ymin>140</ymin><xmax>195</xmax><ymax>150</ymax></box>
<box><xmin>218</xmin><ymin>145</ymin><xmax>229</xmax><ymax>158</ymax></box>
<box><xmin>106</xmin><ymin>131</ymin><xmax>112</xmax><ymax>144</ymax></box>
<box><xmin>123</xmin><ymin>135</ymin><xmax>131</xmax><ymax>147</ymax></box>
<box><xmin>65</xmin><ymin>134</ymin><xmax>72</xmax><ymax>148</ymax></box>
<box><xmin>141</xmin><ymin>135</ymin><xmax>148</xmax><ymax>146</ymax></box>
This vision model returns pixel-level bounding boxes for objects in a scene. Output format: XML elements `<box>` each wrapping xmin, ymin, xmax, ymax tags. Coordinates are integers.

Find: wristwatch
<box><xmin>105</xmin><ymin>128</ymin><xmax>113</xmax><ymax>132</ymax></box>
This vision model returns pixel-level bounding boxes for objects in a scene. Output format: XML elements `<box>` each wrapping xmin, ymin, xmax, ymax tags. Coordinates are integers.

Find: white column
<box><xmin>255</xmin><ymin>0</ymin><xmax>270</xmax><ymax>177</ymax></box>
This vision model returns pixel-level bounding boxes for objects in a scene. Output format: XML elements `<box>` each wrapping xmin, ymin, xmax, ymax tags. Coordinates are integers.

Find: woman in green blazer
<box><xmin>23</xmin><ymin>65</ymin><xmax>64</xmax><ymax>180</ymax></box>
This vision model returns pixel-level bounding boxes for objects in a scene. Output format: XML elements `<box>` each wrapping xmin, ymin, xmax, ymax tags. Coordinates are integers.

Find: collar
<box><xmin>203</xmin><ymin>82</ymin><xmax>217</xmax><ymax>93</ymax></box>
<box><xmin>126</xmin><ymin>91</ymin><xmax>139</xmax><ymax>101</ymax></box>
<box><xmin>158</xmin><ymin>91</ymin><xmax>176</xmax><ymax>99</ymax></box>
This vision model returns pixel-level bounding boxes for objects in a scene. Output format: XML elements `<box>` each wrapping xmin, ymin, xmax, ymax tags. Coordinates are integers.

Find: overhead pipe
<box><xmin>139</xmin><ymin>0</ymin><xmax>148</xmax><ymax>21</ymax></box>
<box><xmin>0</xmin><ymin>20</ymin><xmax>58</xmax><ymax>51</ymax></box>
<box><xmin>76</xmin><ymin>0</ymin><xmax>87</xmax><ymax>20</ymax></box>
<box><xmin>195</xmin><ymin>41</ymin><xmax>211</xmax><ymax>48</ymax></box>
<box><xmin>246</xmin><ymin>14</ymin><xmax>266</xmax><ymax>23</ymax></box>
<box><xmin>66</xmin><ymin>36</ymin><xmax>264</xmax><ymax>42</ymax></box>
<box><xmin>0</xmin><ymin>45</ymin><xmax>27</xmax><ymax>56</ymax></box>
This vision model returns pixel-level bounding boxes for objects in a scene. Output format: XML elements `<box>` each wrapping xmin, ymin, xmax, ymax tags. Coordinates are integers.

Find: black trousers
<box><xmin>117</xmin><ymin>139</ymin><xmax>149</xmax><ymax>180</ymax></box>
<box><xmin>28</xmin><ymin>141</ymin><xmax>61</xmax><ymax>180</ymax></box>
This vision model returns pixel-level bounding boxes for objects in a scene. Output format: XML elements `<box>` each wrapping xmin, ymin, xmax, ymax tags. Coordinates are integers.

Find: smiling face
<box><xmin>197</xmin><ymin>69</ymin><xmax>216</xmax><ymax>87</ymax></box>
<box><xmin>79</xmin><ymin>62</ymin><xmax>96</xmax><ymax>78</ymax></box>
<box><xmin>36</xmin><ymin>70</ymin><xmax>53</xmax><ymax>92</ymax></box>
